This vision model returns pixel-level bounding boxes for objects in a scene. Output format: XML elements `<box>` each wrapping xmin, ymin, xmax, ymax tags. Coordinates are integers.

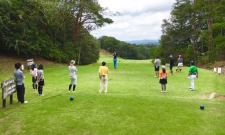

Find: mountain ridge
<box><xmin>124</xmin><ymin>39</ymin><xmax>159</xmax><ymax>45</ymax></box>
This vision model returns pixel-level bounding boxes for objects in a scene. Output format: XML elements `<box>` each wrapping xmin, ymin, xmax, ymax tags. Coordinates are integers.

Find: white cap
<box><xmin>162</xmin><ymin>65</ymin><xmax>166</xmax><ymax>69</ymax></box>
<box><xmin>70</xmin><ymin>60</ymin><xmax>75</xmax><ymax>65</ymax></box>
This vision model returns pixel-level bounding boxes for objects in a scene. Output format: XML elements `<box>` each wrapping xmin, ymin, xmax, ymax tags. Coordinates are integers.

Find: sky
<box><xmin>90</xmin><ymin>0</ymin><xmax>177</xmax><ymax>41</ymax></box>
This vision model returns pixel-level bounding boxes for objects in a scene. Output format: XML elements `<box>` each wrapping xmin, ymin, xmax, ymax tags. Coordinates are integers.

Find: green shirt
<box><xmin>189</xmin><ymin>66</ymin><xmax>198</xmax><ymax>74</ymax></box>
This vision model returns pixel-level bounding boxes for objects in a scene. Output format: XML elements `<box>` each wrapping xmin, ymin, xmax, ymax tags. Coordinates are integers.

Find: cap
<box><xmin>190</xmin><ymin>61</ymin><xmax>194</xmax><ymax>65</ymax></box>
<box><xmin>31</xmin><ymin>63</ymin><xmax>36</xmax><ymax>67</ymax></box>
<box><xmin>70</xmin><ymin>60</ymin><xmax>75</xmax><ymax>65</ymax></box>
<box><xmin>162</xmin><ymin>65</ymin><xmax>166</xmax><ymax>69</ymax></box>
<box><xmin>170</xmin><ymin>55</ymin><xmax>173</xmax><ymax>57</ymax></box>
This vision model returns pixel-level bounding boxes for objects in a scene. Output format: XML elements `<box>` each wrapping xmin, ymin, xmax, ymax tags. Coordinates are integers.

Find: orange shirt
<box><xmin>159</xmin><ymin>70</ymin><xmax>168</xmax><ymax>79</ymax></box>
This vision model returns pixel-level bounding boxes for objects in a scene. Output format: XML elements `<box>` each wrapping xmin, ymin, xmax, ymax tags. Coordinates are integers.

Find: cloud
<box><xmin>91</xmin><ymin>0</ymin><xmax>176</xmax><ymax>41</ymax></box>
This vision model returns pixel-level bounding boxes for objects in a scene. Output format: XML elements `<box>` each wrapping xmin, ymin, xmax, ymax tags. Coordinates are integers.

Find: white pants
<box><xmin>189</xmin><ymin>75</ymin><xmax>196</xmax><ymax>90</ymax></box>
<box><xmin>99</xmin><ymin>76</ymin><xmax>108</xmax><ymax>93</ymax></box>
<box><xmin>70</xmin><ymin>75</ymin><xmax>77</xmax><ymax>85</ymax></box>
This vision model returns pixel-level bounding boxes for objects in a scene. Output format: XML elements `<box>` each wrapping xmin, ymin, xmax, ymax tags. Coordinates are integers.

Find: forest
<box><xmin>158</xmin><ymin>0</ymin><xmax>225</xmax><ymax>65</ymax></box>
<box><xmin>1</xmin><ymin>0</ymin><xmax>225</xmax><ymax>65</ymax></box>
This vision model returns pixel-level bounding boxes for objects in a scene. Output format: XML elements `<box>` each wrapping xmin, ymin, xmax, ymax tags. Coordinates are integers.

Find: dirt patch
<box><xmin>100</xmin><ymin>49</ymin><xmax>112</xmax><ymax>56</ymax></box>
<box><xmin>215</xmin><ymin>94</ymin><xmax>225</xmax><ymax>100</ymax></box>
<box><xmin>0</xmin><ymin>52</ymin><xmax>65</xmax><ymax>76</ymax></box>
<box><xmin>197</xmin><ymin>61</ymin><xmax>225</xmax><ymax>76</ymax></box>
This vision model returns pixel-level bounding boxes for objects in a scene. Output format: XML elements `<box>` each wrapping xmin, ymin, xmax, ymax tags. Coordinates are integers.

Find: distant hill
<box><xmin>125</xmin><ymin>39</ymin><xmax>159</xmax><ymax>45</ymax></box>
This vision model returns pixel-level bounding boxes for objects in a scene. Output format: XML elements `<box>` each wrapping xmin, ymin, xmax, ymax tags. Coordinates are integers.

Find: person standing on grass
<box><xmin>99</xmin><ymin>61</ymin><xmax>109</xmax><ymax>93</ymax></box>
<box><xmin>188</xmin><ymin>61</ymin><xmax>198</xmax><ymax>91</ymax></box>
<box><xmin>113</xmin><ymin>52</ymin><xmax>118</xmax><ymax>69</ymax></box>
<box><xmin>154</xmin><ymin>57</ymin><xmax>161</xmax><ymax>77</ymax></box>
<box><xmin>14</xmin><ymin>63</ymin><xmax>28</xmax><ymax>103</ymax></box>
<box><xmin>68</xmin><ymin>60</ymin><xmax>78</xmax><ymax>92</ymax></box>
<box><xmin>169</xmin><ymin>55</ymin><xmax>174</xmax><ymax>75</ymax></box>
<box><xmin>30</xmin><ymin>63</ymin><xmax>37</xmax><ymax>90</ymax></box>
<box><xmin>177</xmin><ymin>54</ymin><xmax>183</xmax><ymax>72</ymax></box>
<box><xmin>159</xmin><ymin>65</ymin><xmax>168</xmax><ymax>93</ymax></box>
<box><xmin>37</xmin><ymin>64</ymin><xmax>45</xmax><ymax>96</ymax></box>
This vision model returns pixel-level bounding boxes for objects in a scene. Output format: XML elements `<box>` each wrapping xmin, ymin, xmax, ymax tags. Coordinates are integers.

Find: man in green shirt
<box><xmin>188</xmin><ymin>61</ymin><xmax>198</xmax><ymax>91</ymax></box>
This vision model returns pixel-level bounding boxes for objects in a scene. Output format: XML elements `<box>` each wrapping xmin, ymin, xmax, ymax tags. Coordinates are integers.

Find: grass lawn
<box><xmin>0</xmin><ymin>55</ymin><xmax>225</xmax><ymax>135</ymax></box>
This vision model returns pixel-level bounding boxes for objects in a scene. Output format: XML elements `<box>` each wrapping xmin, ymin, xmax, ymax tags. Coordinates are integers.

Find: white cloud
<box><xmin>91</xmin><ymin>0</ymin><xmax>176</xmax><ymax>41</ymax></box>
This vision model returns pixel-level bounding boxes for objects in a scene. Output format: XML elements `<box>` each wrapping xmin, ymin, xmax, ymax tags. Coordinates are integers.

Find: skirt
<box><xmin>159</xmin><ymin>79</ymin><xmax>167</xmax><ymax>84</ymax></box>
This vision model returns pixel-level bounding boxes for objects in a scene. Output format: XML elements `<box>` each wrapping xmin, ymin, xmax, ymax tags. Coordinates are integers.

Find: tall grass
<box><xmin>0</xmin><ymin>55</ymin><xmax>225</xmax><ymax>135</ymax></box>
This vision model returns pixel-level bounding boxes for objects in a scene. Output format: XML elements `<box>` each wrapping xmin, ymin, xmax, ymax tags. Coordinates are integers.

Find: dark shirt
<box><xmin>113</xmin><ymin>53</ymin><xmax>117</xmax><ymax>59</ymax></box>
<box><xmin>169</xmin><ymin>58</ymin><xmax>174</xmax><ymax>65</ymax></box>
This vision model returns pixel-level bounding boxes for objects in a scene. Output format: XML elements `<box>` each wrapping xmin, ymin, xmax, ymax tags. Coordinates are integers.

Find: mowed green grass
<box><xmin>0</xmin><ymin>55</ymin><xmax>225</xmax><ymax>135</ymax></box>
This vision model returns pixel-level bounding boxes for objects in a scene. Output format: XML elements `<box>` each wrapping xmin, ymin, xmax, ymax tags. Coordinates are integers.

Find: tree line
<box><xmin>98</xmin><ymin>36</ymin><xmax>158</xmax><ymax>60</ymax></box>
<box><xmin>0</xmin><ymin>0</ymin><xmax>116</xmax><ymax>64</ymax></box>
<box><xmin>157</xmin><ymin>0</ymin><xmax>225</xmax><ymax>66</ymax></box>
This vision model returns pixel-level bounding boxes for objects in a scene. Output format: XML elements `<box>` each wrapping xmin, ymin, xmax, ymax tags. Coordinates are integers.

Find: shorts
<box><xmin>155</xmin><ymin>66</ymin><xmax>160</xmax><ymax>71</ymax></box>
<box><xmin>170</xmin><ymin>64</ymin><xmax>174</xmax><ymax>70</ymax></box>
<box><xmin>178</xmin><ymin>63</ymin><xmax>183</xmax><ymax>66</ymax></box>
<box><xmin>38</xmin><ymin>79</ymin><xmax>44</xmax><ymax>86</ymax></box>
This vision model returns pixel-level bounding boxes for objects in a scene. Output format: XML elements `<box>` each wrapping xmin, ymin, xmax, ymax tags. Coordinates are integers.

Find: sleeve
<box><xmin>159</xmin><ymin>71</ymin><xmax>162</xmax><ymax>79</ymax></box>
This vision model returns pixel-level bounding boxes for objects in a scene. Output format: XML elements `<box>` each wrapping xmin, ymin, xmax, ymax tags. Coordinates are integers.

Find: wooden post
<box><xmin>3</xmin><ymin>99</ymin><xmax>6</xmax><ymax>107</ymax></box>
<box><xmin>10</xmin><ymin>95</ymin><xmax>13</xmax><ymax>104</ymax></box>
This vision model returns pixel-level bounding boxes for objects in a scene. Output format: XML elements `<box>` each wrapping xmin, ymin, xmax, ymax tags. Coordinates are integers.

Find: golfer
<box><xmin>113</xmin><ymin>52</ymin><xmax>118</xmax><ymax>69</ymax></box>
<box><xmin>169</xmin><ymin>55</ymin><xmax>174</xmax><ymax>75</ymax></box>
<box><xmin>159</xmin><ymin>65</ymin><xmax>168</xmax><ymax>93</ymax></box>
<box><xmin>30</xmin><ymin>63</ymin><xmax>37</xmax><ymax>90</ymax></box>
<box><xmin>37</xmin><ymin>64</ymin><xmax>45</xmax><ymax>96</ymax></box>
<box><xmin>14</xmin><ymin>62</ymin><xmax>28</xmax><ymax>103</ymax></box>
<box><xmin>188</xmin><ymin>61</ymin><xmax>198</xmax><ymax>91</ymax></box>
<box><xmin>99</xmin><ymin>61</ymin><xmax>109</xmax><ymax>93</ymax></box>
<box><xmin>154</xmin><ymin>57</ymin><xmax>161</xmax><ymax>77</ymax></box>
<box><xmin>68</xmin><ymin>60</ymin><xmax>78</xmax><ymax>92</ymax></box>
<box><xmin>177</xmin><ymin>54</ymin><xmax>183</xmax><ymax>72</ymax></box>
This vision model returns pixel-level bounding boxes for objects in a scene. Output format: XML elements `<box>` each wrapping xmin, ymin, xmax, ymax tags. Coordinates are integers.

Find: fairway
<box><xmin>0</xmin><ymin>55</ymin><xmax>225</xmax><ymax>135</ymax></box>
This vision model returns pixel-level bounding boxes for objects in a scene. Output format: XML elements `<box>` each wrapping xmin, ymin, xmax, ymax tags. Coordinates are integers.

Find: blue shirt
<box><xmin>14</xmin><ymin>69</ymin><xmax>24</xmax><ymax>85</ymax></box>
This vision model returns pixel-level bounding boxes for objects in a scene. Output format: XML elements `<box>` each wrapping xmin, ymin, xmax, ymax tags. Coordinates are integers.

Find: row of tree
<box><xmin>157</xmin><ymin>0</ymin><xmax>225</xmax><ymax>66</ymax></box>
<box><xmin>2</xmin><ymin>0</ymin><xmax>224</xmax><ymax>66</ymax></box>
<box><xmin>98</xmin><ymin>36</ymin><xmax>158</xmax><ymax>60</ymax></box>
<box><xmin>0</xmin><ymin>0</ymin><xmax>116</xmax><ymax>64</ymax></box>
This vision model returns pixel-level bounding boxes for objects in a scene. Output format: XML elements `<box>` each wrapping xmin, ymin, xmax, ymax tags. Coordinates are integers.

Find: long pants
<box><xmin>113</xmin><ymin>59</ymin><xmax>117</xmax><ymax>68</ymax></box>
<box><xmin>16</xmin><ymin>84</ymin><xmax>25</xmax><ymax>103</ymax></box>
<box><xmin>99</xmin><ymin>76</ymin><xmax>108</xmax><ymax>93</ymax></box>
<box><xmin>38</xmin><ymin>86</ymin><xmax>43</xmax><ymax>95</ymax></box>
<box><xmin>189</xmin><ymin>75</ymin><xmax>196</xmax><ymax>90</ymax></box>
